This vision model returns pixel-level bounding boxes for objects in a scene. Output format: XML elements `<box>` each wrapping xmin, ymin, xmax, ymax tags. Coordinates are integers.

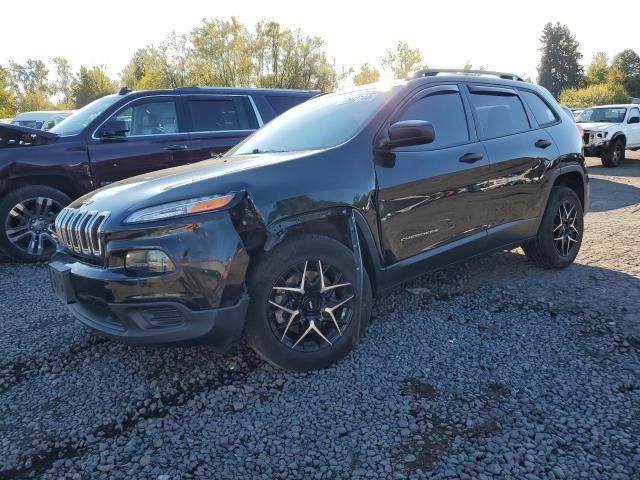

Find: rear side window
<box><xmin>520</xmin><ymin>91</ymin><xmax>557</xmax><ymax>126</ymax></box>
<box><xmin>397</xmin><ymin>92</ymin><xmax>469</xmax><ymax>148</ymax></box>
<box><xmin>266</xmin><ymin>95</ymin><xmax>310</xmax><ymax>115</ymax></box>
<box><xmin>187</xmin><ymin>97</ymin><xmax>258</xmax><ymax>132</ymax></box>
<box><xmin>469</xmin><ymin>92</ymin><xmax>530</xmax><ymax>138</ymax></box>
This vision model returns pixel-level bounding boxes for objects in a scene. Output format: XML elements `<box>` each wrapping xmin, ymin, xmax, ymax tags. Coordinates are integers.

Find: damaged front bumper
<box><xmin>582</xmin><ymin>131</ymin><xmax>610</xmax><ymax>156</ymax></box>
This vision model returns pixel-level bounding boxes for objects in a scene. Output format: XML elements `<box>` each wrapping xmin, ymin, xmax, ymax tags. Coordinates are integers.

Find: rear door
<box><xmin>184</xmin><ymin>95</ymin><xmax>259</xmax><ymax>162</ymax></box>
<box><xmin>465</xmin><ymin>85</ymin><xmax>560</xmax><ymax>248</ymax></box>
<box><xmin>88</xmin><ymin>95</ymin><xmax>190</xmax><ymax>186</ymax></box>
<box><xmin>375</xmin><ymin>84</ymin><xmax>491</xmax><ymax>266</ymax></box>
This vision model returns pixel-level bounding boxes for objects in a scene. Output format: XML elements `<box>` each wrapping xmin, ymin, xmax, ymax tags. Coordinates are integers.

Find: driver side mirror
<box><xmin>629</xmin><ymin>116</ymin><xmax>640</xmax><ymax>124</ymax></box>
<box><xmin>100</xmin><ymin>119</ymin><xmax>129</xmax><ymax>138</ymax></box>
<box><xmin>385</xmin><ymin>120</ymin><xmax>435</xmax><ymax>148</ymax></box>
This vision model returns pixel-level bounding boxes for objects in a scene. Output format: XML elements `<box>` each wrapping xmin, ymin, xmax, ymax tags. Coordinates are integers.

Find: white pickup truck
<box><xmin>577</xmin><ymin>104</ymin><xmax>640</xmax><ymax>167</ymax></box>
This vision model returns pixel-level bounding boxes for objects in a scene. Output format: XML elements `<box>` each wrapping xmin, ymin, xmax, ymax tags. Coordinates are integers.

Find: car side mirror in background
<box><xmin>386</xmin><ymin>120</ymin><xmax>435</xmax><ymax>148</ymax></box>
<box><xmin>100</xmin><ymin>119</ymin><xmax>129</xmax><ymax>138</ymax></box>
<box><xmin>628</xmin><ymin>116</ymin><xmax>640</xmax><ymax>124</ymax></box>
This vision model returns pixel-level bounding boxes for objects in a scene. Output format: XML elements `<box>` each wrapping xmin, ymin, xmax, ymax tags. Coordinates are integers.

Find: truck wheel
<box><xmin>245</xmin><ymin>234</ymin><xmax>372</xmax><ymax>371</ymax></box>
<box><xmin>601</xmin><ymin>138</ymin><xmax>625</xmax><ymax>167</ymax></box>
<box><xmin>0</xmin><ymin>185</ymin><xmax>71</xmax><ymax>262</ymax></box>
<box><xmin>522</xmin><ymin>186</ymin><xmax>583</xmax><ymax>269</ymax></box>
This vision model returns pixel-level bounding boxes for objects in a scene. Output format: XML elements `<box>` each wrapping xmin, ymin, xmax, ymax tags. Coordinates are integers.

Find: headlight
<box><xmin>124</xmin><ymin>193</ymin><xmax>235</xmax><ymax>224</ymax></box>
<box><xmin>125</xmin><ymin>249</ymin><xmax>175</xmax><ymax>275</ymax></box>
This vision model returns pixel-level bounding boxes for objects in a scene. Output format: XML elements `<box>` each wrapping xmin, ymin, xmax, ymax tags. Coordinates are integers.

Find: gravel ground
<box><xmin>1</xmin><ymin>154</ymin><xmax>639</xmax><ymax>479</ymax></box>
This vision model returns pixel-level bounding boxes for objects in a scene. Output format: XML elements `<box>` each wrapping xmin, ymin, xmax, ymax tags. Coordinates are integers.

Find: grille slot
<box><xmin>55</xmin><ymin>208</ymin><xmax>110</xmax><ymax>259</ymax></box>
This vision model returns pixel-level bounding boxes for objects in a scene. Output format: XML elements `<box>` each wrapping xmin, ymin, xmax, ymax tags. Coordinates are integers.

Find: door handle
<box><xmin>535</xmin><ymin>139</ymin><xmax>552</xmax><ymax>149</ymax></box>
<box><xmin>164</xmin><ymin>144</ymin><xmax>189</xmax><ymax>151</ymax></box>
<box><xmin>459</xmin><ymin>153</ymin><xmax>484</xmax><ymax>164</ymax></box>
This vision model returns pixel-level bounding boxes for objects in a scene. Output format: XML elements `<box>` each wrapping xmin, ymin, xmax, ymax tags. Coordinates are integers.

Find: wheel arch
<box><xmin>610</xmin><ymin>132</ymin><xmax>626</xmax><ymax>146</ymax></box>
<box><xmin>0</xmin><ymin>174</ymin><xmax>81</xmax><ymax>201</ymax></box>
<box><xmin>552</xmin><ymin>169</ymin><xmax>585</xmax><ymax>211</ymax></box>
<box><xmin>252</xmin><ymin>207</ymin><xmax>385</xmax><ymax>295</ymax></box>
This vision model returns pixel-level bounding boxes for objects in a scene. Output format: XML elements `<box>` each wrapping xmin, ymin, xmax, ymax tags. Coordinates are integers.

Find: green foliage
<box><xmin>353</xmin><ymin>63</ymin><xmax>381</xmax><ymax>86</ymax></box>
<box><xmin>537</xmin><ymin>22</ymin><xmax>583</xmax><ymax>98</ymax></box>
<box><xmin>611</xmin><ymin>49</ymin><xmax>640</xmax><ymax>97</ymax></box>
<box><xmin>586</xmin><ymin>52</ymin><xmax>609</xmax><ymax>85</ymax></box>
<box><xmin>0</xmin><ymin>66</ymin><xmax>16</xmax><ymax>117</ymax></box>
<box><xmin>559</xmin><ymin>82</ymin><xmax>629</xmax><ymax>108</ymax></box>
<box><xmin>381</xmin><ymin>41</ymin><xmax>422</xmax><ymax>79</ymax></box>
<box><xmin>52</xmin><ymin>57</ymin><xmax>76</xmax><ymax>108</ymax></box>
<box><xmin>71</xmin><ymin>66</ymin><xmax>115</xmax><ymax>108</ymax></box>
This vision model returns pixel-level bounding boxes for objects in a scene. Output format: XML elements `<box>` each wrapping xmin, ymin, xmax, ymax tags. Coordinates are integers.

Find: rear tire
<box><xmin>0</xmin><ymin>185</ymin><xmax>70</xmax><ymax>262</ymax></box>
<box><xmin>245</xmin><ymin>234</ymin><xmax>372</xmax><ymax>371</ymax></box>
<box><xmin>601</xmin><ymin>138</ymin><xmax>625</xmax><ymax>167</ymax></box>
<box><xmin>522</xmin><ymin>186</ymin><xmax>583</xmax><ymax>269</ymax></box>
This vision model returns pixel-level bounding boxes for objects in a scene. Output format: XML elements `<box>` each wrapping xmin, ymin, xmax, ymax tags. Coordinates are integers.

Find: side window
<box><xmin>187</xmin><ymin>97</ymin><xmax>258</xmax><ymax>132</ymax></box>
<box><xmin>111</xmin><ymin>99</ymin><xmax>179</xmax><ymax>137</ymax></box>
<box><xmin>266</xmin><ymin>95</ymin><xmax>309</xmax><ymax>115</ymax></box>
<box><xmin>629</xmin><ymin>108</ymin><xmax>640</xmax><ymax>121</ymax></box>
<box><xmin>397</xmin><ymin>92</ymin><xmax>469</xmax><ymax>148</ymax></box>
<box><xmin>521</xmin><ymin>91</ymin><xmax>558</xmax><ymax>126</ymax></box>
<box><xmin>469</xmin><ymin>92</ymin><xmax>530</xmax><ymax>138</ymax></box>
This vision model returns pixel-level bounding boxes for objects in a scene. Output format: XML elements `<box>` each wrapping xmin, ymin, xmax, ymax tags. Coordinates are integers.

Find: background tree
<box><xmin>537</xmin><ymin>22</ymin><xmax>583</xmax><ymax>98</ymax></box>
<box><xmin>8</xmin><ymin>59</ymin><xmax>50</xmax><ymax>97</ymax></box>
<box><xmin>52</xmin><ymin>57</ymin><xmax>75</xmax><ymax>108</ymax></box>
<box><xmin>353</xmin><ymin>63</ymin><xmax>381</xmax><ymax>86</ymax></box>
<box><xmin>381</xmin><ymin>41</ymin><xmax>422</xmax><ymax>79</ymax></box>
<box><xmin>71</xmin><ymin>66</ymin><xmax>115</xmax><ymax>108</ymax></box>
<box><xmin>611</xmin><ymin>49</ymin><xmax>640</xmax><ymax>97</ymax></box>
<box><xmin>559</xmin><ymin>82</ymin><xmax>629</xmax><ymax>107</ymax></box>
<box><xmin>0</xmin><ymin>66</ymin><xmax>16</xmax><ymax>117</ymax></box>
<box><xmin>586</xmin><ymin>52</ymin><xmax>609</xmax><ymax>85</ymax></box>
<box><xmin>251</xmin><ymin>21</ymin><xmax>336</xmax><ymax>90</ymax></box>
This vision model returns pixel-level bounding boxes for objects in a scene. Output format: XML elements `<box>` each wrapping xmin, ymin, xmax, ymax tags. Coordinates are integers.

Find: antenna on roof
<box><xmin>118</xmin><ymin>86</ymin><xmax>130</xmax><ymax>95</ymax></box>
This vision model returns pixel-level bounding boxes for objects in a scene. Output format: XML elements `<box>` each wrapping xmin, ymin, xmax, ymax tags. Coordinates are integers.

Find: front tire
<box><xmin>523</xmin><ymin>186</ymin><xmax>584</xmax><ymax>269</ymax></box>
<box><xmin>0</xmin><ymin>185</ymin><xmax>70</xmax><ymax>262</ymax></box>
<box><xmin>601</xmin><ymin>138</ymin><xmax>625</xmax><ymax>167</ymax></box>
<box><xmin>245</xmin><ymin>234</ymin><xmax>372</xmax><ymax>371</ymax></box>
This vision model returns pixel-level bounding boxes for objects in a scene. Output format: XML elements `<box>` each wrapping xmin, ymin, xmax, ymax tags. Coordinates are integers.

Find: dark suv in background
<box><xmin>0</xmin><ymin>87</ymin><xmax>317</xmax><ymax>261</ymax></box>
<box><xmin>50</xmin><ymin>69</ymin><xmax>588</xmax><ymax>371</ymax></box>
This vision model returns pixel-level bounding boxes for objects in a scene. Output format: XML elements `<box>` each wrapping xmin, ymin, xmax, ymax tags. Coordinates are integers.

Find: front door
<box><xmin>627</xmin><ymin>107</ymin><xmax>640</xmax><ymax>146</ymax></box>
<box><xmin>88</xmin><ymin>96</ymin><xmax>191</xmax><ymax>187</ymax></box>
<box><xmin>375</xmin><ymin>84</ymin><xmax>491</xmax><ymax>267</ymax></box>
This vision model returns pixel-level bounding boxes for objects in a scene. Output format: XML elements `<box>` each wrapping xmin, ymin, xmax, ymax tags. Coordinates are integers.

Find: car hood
<box><xmin>577</xmin><ymin>122</ymin><xmax>615</xmax><ymax>131</ymax></box>
<box><xmin>0</xmin><ymin>123</ymin><xmax>58</xmax><ymax>148</ymax></box>
<box><xmin>71</xmin><ymin>150</ymin><xmax>321</xmax><ymax>221</ymax></box>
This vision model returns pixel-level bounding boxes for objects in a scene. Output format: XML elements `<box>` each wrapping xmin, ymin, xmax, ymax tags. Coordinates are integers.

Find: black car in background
<box><xmin>50</xmin><ymin>69</ymin><xmax>588</xmax><ymax>371</ymax></box>
<box><xmin>0</xmin><ymin>87</ymin><xmax>318</xmax><ymax>261</ymax></box>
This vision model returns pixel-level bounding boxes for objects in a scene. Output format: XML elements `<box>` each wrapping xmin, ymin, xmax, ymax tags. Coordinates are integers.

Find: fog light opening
<box><xmin>125</xmin><ymin>250</ymin><xmax>176</xmax><ymax>275</ymax></box>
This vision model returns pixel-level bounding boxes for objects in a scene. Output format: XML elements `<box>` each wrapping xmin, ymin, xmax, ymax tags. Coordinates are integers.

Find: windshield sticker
<box><xmin>335</xmin><ymin>93</ymin><xmax>377</xmax><ymax>105</ymax></box>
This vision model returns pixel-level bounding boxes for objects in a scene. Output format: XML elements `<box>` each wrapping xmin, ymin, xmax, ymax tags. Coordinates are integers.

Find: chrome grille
<box><xmin>55</xmin><ymin>208</ymin><xmax>110</xmax><ymax>258</ymax></box>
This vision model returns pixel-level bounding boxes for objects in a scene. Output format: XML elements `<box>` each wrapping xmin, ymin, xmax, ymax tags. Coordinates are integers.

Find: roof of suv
<box><xmin>119</xmin><ymin>86</ymin><xmax>321</xmax><ymax>98</ymax></box>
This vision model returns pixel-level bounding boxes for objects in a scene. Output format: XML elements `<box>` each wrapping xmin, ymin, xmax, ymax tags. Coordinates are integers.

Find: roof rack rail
<box><xmin>411</xmin><ymin>69</ymin><xmax>524</xmax><ymax>82</ymax></box>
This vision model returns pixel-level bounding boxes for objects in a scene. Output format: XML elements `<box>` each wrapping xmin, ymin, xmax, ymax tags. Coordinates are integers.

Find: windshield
<box><xmin>50</xmin><ymin>95</ymin><xmax>120</xmax><ymax>136</ymax></box>
<box><xmin>229</xmin><ymin>88</ymin><xmax>394</xmax><ymax>155</ymax></box>
<box><xmin>577</xmin><ymin>107</ymin><xmax>627</xmax><ymax>124</ymax></box>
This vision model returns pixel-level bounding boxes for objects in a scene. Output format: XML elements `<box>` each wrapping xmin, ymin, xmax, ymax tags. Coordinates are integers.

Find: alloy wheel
<box><xmin>5</xmin><ymin>196</ymin><xmax>63</xmax><ymax>257</ymax></box>
<box><xmin>268</xmin><ymin>260</ymin><xmax>355</xmax><ymax>351</ymax></box>
<box><xmin>552</xmin><ymin>200</ymin><xmax>580</xmax><ymax>257</ymax></box>
<box><xmin>613</xmin><ymin>145</ymin><xmax>623</xmax><ymax>164</ymax></box>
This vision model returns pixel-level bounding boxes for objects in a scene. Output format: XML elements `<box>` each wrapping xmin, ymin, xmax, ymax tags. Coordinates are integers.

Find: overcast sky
<box><xmin>4</xmin><ymin>0</ymin><xmax>637</xmax><ymax>85</ymax></box>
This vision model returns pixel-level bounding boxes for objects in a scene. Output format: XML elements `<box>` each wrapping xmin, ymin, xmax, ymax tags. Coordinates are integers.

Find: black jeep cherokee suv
<box><xmin>50</xmin><ymin>69</ymin><xmax>589</xmax><ymax>371</ymax></box>
<box><xmin>0</xmin><ymin>87</ymin><xmax>317</xmax><ymax>262</ymax></box>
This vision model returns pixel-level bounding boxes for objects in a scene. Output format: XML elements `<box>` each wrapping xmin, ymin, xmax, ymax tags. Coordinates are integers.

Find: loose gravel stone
<box><xmin>0</xmin><ymin>155</ymin><xmax>638</xmax><ymax>479</ymax></box>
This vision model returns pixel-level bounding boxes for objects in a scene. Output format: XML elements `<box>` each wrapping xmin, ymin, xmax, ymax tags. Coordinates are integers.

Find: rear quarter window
<box><xmin>520</xmin><ymin>90</ymin><xmax>558</xmax><ymax>126</ymax></box>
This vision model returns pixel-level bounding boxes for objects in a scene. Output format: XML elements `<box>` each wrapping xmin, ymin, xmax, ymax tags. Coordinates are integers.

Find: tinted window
<box><xmin>521</xmin><ymin>91</ymin><xmax>557</xmax><ymax>125</ymax></box>
<box><xmin>266</xmin><ymin>95</ymin><xmax>310</xmax><ymax>115</ymax></box>
<box><xmin>111</xmin><ymin>100</ymin><xmax>179</xmax><ymax>137</ymax></box>
<box><xmin>398</xmin><ymin>92</ymin><xmax>468</xmax><ymax>148</ymax></box>
<box><xmin>230</xmin><ymin>88</ymin><xmax>394</xmax><ymax>155</ymax></box>
<box><xmin>470</xmin><ymin>93</ymin><xmax>530</xmax><ymax>138</ymax></box>
<box><xmin>187</xmin><ymin>97</ymin><xmax>258</xmax><ymax>132</ymax></box>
